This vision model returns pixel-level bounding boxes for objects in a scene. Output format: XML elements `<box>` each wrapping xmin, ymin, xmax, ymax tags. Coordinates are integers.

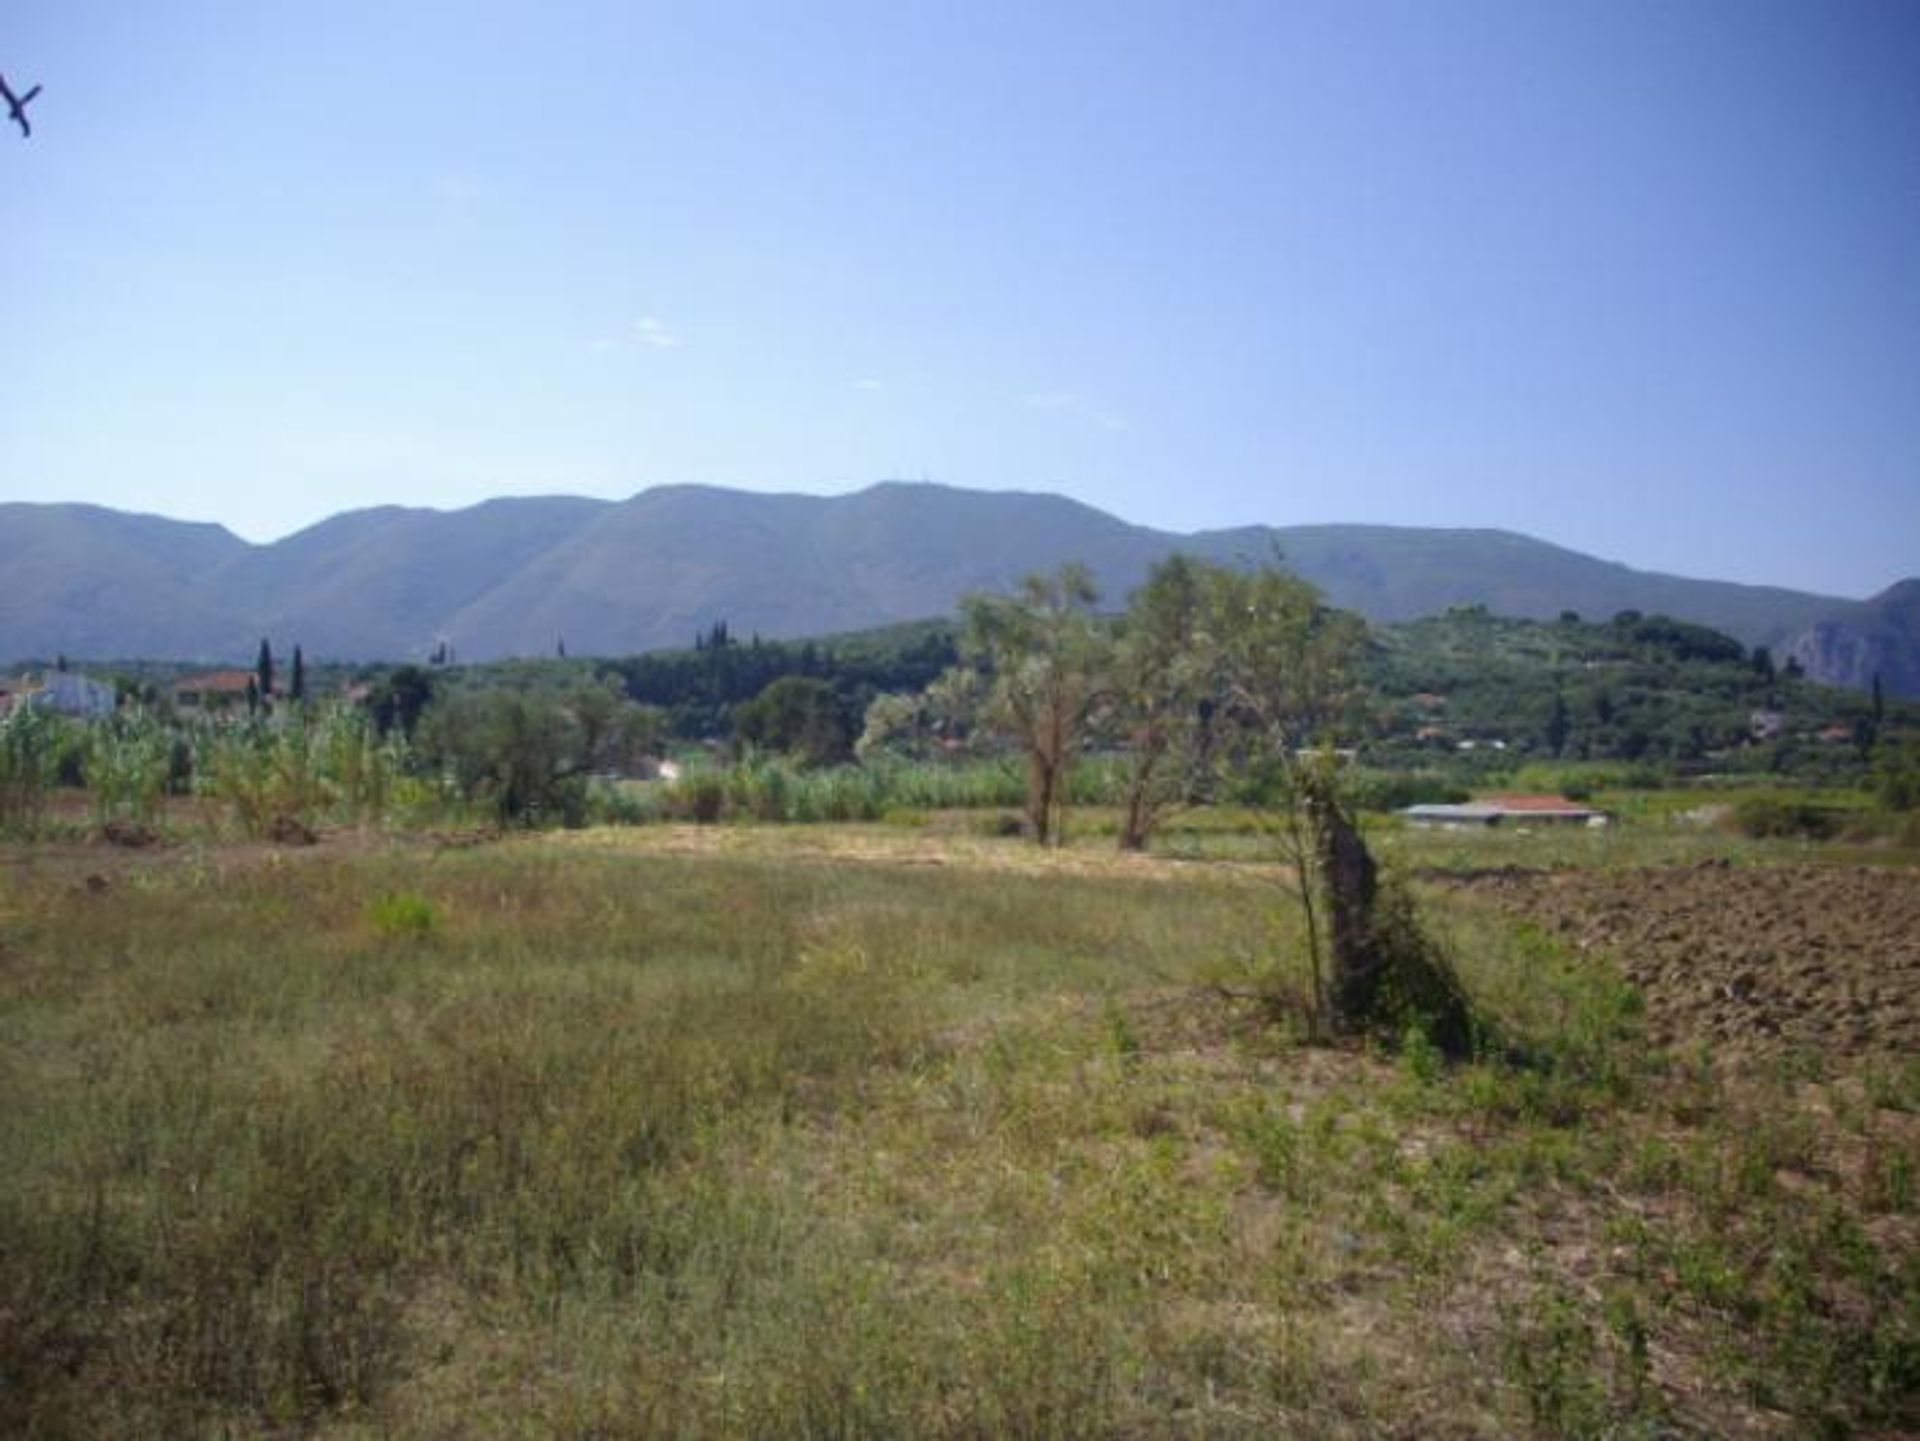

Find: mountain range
<box><xmin>3</xmin><ymin>482</ymin><xmax>1913</xmax><ymax>693</ymax></box>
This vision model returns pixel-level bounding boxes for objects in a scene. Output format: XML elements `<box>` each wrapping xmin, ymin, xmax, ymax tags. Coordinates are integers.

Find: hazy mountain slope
<box><xmin>1781</xmin><ymin>581</ymin><xmax>1920</xmax><ymax>696</ymax></box>
<box><xmin>1209</xmin><ymin>524</ymin><xmax>1845</xmax><ymax>646</ymax></box>
<box><xmin>0</xmin><ymin>504</ymin><xmax>248</xmax><ymax>660</ymax></box>
<box><xmin>206</xmin><ymin>497</ymin><xmax>609</xmax><ymax>657</ymax></box>
<box><xmin>0</xmin><ymin>485</ymin><xmax>1904</xmax><ymax>688</ymax></box>
<box><xmin>442</xmin><ymin>482</ymin><xmax>1188</xmax><ymax>658</ymax></box>
<box><xmin>446</xmin><ymin>487</ymin><xmax>841</xmax><ymax>658</ymax></box>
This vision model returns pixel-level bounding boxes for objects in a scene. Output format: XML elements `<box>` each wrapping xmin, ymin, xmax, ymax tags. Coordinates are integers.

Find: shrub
<box><xmin>83</xmin><ymin>707</ymin><xmax>175</xmax><ymax>832</ymax></box>
<box><xmin>0</xmin><ymin>703</ymin><xmax>70</xmax><ymax>835</ymax></box>
<box><xmin>1341</xmin><ymin>768</ymin><xmax>1469</xmax><ymax>812</ymax></box>
<box><xmin>1730</xmin><ymin>796</ymin><xmax>1841</xmax><ymax>841</ymax></box>
<box><xmin>677</xmin><ymin>771</ymin><xmax>728</xmax><ymax>825</ymax></box>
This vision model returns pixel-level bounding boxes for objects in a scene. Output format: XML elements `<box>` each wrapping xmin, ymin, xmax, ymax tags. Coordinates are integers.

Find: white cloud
<box><xmin>852</xmin><ymin>378</ymin><xmax>885</xmax><ymax>391</ymax></box>
<box><xmin>633</xmin><ymin>316</ymin><xmax>682</xmax><ymax>349</ymax></box>
<box><xmin>587</xmin><ymin>314</ymin><xmax>686</xmax><ymax>356</ymax></box>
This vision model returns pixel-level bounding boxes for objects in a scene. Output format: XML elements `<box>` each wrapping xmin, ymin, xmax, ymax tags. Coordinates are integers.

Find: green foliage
<box><xmin>1108</xmin><ymin>554</ymin><xmax>1219</xmax><ymax>849</ymax></box>
<box><xmin>366</xmin><ymin>664</ymin><xmax>437</xmax><ymax>738</ymax></box>
<box><xmin>856</xmin><ymin>666</ymin><xmax>984</xmax><ymax>762</ymax></box>
<box><xmin>365</xmin><ymin>890</ymin><xmax>438</xmax><ymax>939</ymax></box>
<box><xmin>418</xmin><ymin>690</ymin><xmax>588</xmax><ymax>826</ymax></box>
<box><xmin>962</xmin><ymin>563</ymin><xmax>1112</xmax><ymax>846</ymax></box>
<box><xmin>195</xmin><ymin>705</ymin><xmax>416</xmax><ymax>835</ymax></box>
<box><xmin>82</xmin><ymin>706</ymin><xmax>173</xmax><ymax>832</ymax></box>
<box><xmin>254</xmin><ymin>637</ymin><xmax>274</xmax><ymax>710</ymax></box>
<box><xmin>599</xmin><ymin>620</ymin><xmax>960</xmax><ymax>740</ymax></box>
<box><xmin>733</xmin><ymin>675</ymin><xmax>854</xmax><ymax>767</ymax></box>
<box><xmin>197</xmin><ymin>715</ymin><xmax>327</xmax><ymax>835</ymax></box>
<box><xmin>415</xmin><ymin>682</ymin><xmax>661</xmax><ymax>825</ymax></box>
<box><xmin>0</xmin><ymin>702</ymin><xmax>70</xmax><ymax>835</ymax></box>
<box><xmin>1876</xmin><ymin>735</ymin><xmax>1920</xmax><ymax>811</ymax></box>
<box><xmin>1367</xmin><ymin>606</ymin><xmax>1895</xmax><ymax>778</ymax></box>
<box><xmin>609</xmin><ymin>756</ymin><xmax>1052</xmax><ymax>828</ymax></box>
<box><xmin>312</xmin><ymin>705</ymin><xmax>414</xmax><ymax>824</ymax></box>
<box><xmin>1731</xmin><ymin>795</ymin><xmax>1844</xmax><ymax>840</ymax></box>
<box><xmin>1339</xmin><ymin>767</ymin><xmax>1469</xmax><ymax>812</ymax></box>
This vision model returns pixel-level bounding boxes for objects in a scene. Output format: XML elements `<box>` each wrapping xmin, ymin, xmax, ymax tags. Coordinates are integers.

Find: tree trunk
<box><xmin>1304</xmin><ymin>776</ymin><xmax>1473</xmax><ymax>1053</ymax></box>
<box><xmin>1027</xmin><ymin>751</ymin><xmax>1055</xmax><ymax>846</ymax></box>
<box><xmin>1307</xmin><ymin>782</ymin><xmax>1380</xmax><ymax>1032</ymax></box>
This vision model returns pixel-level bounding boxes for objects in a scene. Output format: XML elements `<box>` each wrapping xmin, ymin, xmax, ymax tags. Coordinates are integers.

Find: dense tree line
<box><xmin>599</xmin><ymin>622</ymin><xmax>959</xmax><ymax>739</ymax></box>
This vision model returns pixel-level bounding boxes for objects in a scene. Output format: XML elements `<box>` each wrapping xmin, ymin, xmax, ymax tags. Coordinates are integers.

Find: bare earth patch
<box><xmin>546</xmin><ymin>821</ymin><xmax>1291</xmax><ymax>886</ymax></box>
<box><xmin>1428</xmin><ymin>862</ymin><xmax>1920</xmax><ymax>1059</ymax></box>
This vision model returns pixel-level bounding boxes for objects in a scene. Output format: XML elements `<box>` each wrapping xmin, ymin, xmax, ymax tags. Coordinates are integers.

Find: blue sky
<box><xmin>6</xmin><ymin>0</ymin><xmax>1917</xmax><ymax>597</ymax></box>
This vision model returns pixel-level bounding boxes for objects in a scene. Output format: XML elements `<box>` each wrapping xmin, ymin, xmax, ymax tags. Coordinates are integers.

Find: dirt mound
<box><xmin>98</xmin><ymin>819</ymin><xmax>160</xmax><ymax>848</ymax></box>
<box><xmin>1435</xmin><ymin>863</ymin><xmax>1920</xmax><ymax>1059</ymax></box>
<box><xmin>265</xmin><ymin>815</ymin><xmax>318</xmax><ymax>846</ymax></box>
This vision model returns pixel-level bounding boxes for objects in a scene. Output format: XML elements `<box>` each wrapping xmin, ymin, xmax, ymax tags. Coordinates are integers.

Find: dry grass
<box><xmin>1</xmin><ymin>825</ymin><xmax>1914</xmax><ymax>1436</ymax></box>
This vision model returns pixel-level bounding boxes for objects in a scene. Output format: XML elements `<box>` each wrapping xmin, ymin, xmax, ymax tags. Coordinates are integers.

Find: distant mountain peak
<box><xmin>0</xmin><ymin>485</ymin><xmax>1908</xmax><ymax>691</ymax></box>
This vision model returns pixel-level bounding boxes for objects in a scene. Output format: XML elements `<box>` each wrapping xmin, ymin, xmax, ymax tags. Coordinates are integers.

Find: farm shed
<box><xmin>1401</xmin><ymin>796</ymin><xmax>1608</xmax><ymax>829</ymax></box>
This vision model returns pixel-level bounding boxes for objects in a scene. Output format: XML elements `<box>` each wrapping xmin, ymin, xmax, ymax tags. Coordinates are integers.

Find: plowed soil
<box><xmin>1430</xmin><ymin>863</ymin><xmax>1920</xmax><ymax>1059</ymax></box>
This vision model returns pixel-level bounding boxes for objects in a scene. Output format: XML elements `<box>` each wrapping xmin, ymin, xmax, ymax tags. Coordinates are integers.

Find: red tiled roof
<box><xmin>174</xmin><ymin>670</ymin><xmax>257</xmax><ymax>694</ymax></box>
<box><xmin>1476</xmin><ymin>794</ymin><xmax>1595</xmax><ymax>813</ymax></box>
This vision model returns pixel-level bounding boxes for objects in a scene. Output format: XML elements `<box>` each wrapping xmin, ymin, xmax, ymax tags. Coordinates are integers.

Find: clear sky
<box><xmin>6</xmin><ymin>1</ymin><xmax>1917</xmax><ymax>597</ymax></box>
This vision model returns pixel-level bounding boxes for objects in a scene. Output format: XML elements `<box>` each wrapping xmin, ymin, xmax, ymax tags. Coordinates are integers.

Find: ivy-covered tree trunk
<box><xmin>1305</xmin><ymin>779</ymin><xmax>1382</xmax><ymax>1029</ymax></box>
<box><xmin>1302</xmin><ymin>770</ymin><xmax>1475</xmax><ymax>1055</ymax></box>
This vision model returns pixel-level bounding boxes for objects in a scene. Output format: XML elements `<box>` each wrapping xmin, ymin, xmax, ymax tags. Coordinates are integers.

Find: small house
<box><xmin>173</xmin><ymin>670</ymin><xmax>260</xmax><ymax>712</ymax></box>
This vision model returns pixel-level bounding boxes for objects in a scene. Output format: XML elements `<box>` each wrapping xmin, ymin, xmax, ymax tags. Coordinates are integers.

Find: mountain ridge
<box><xmin>2</xmin><ymin>484</ymin><xmax>1909</xmax><ymax>693</ymax></box>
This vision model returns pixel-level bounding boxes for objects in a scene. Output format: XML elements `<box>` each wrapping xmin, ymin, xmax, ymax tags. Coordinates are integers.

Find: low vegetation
<box><xmin>3</xmin><ymin>824</ymin><xmax>1914</xmax><ymax>1436</ymax></box>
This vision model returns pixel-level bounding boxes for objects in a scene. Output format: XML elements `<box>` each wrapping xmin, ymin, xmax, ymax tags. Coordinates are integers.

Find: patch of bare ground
<box><xmin>1427</xmin><ymin>862</ymin><xmax>1920</xmax><ymax>1060</ymax></box>
<box><xmin>547</xmin><ymin>821</ymin><xmax>1292</xmax><ymax>885</ymax></box>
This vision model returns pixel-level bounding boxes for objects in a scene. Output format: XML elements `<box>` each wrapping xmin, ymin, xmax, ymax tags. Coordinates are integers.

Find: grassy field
<box><xmin>3</xmin><ymin>820</ymin><xmax>1916</xmax><ymax>1436</ymax></box>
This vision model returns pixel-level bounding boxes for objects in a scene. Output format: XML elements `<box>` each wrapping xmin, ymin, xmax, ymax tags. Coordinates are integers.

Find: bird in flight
<box><xmin>2</xmin><ymin>73</ymin><xmax>43</xmax><ymax>138</ymax></box>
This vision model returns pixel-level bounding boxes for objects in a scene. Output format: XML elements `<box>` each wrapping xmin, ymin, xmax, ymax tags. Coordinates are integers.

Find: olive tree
<box><xmin>733</xmin><ymin>675</ymin><xmax>853</xmax><ymax>767</ymax></box>
<box><xmin>1110</xmin><ymin>554</ymin><xmax>1219</xmax><ymax>850</ymax></box>
<box><xmin>961</xmin><ymin>563</ymin><xmax>1111</xmax><ymax>846</ymax></box>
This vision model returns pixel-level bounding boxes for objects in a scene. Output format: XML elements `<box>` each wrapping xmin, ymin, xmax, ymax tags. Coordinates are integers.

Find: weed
<box><xmin>366</xmin><ymin>890</ymin><xmax>438</xmax><ymax>940</ymax></box>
